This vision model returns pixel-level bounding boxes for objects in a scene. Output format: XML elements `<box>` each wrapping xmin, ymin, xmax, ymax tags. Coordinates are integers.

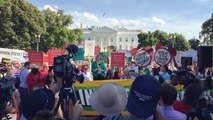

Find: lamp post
<box><xmin>35</xmin><ymin>34</ymin><xmax>41</xmax><ymax>51</ymax></box>
<box><xmin>171</xmin><ymin>35</ymin><xmax>176</xmax><ymax>48</ymax></box>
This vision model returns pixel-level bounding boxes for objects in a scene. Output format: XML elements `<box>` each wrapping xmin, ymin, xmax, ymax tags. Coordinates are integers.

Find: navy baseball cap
<box><xmin>127</xmin><ymin>75</ymin><xmax>161</xmax><ymax>118</ymax></box>
<box><xmin>23</xmin><ymin>89</ymin><xmax>55</xmax><ymax>119</ymax></box>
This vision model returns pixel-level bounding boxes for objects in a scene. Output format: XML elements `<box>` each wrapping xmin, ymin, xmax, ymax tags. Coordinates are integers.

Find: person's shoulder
<box><xmin>173</xmin><ymin>110</ymin><xmax>187</xmax><ymax>119</ymax></box>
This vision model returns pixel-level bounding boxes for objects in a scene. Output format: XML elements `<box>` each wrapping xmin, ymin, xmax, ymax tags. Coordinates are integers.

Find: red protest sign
<box><xmin>130</xmin><ymin>48</ymin><xmax>138</xmax><ymax>56</ymax></box>
<box><xmin>111</xmin><ymin>52</ymin><xmax>125</xmax><ymax>67</ymax></box>
<box><xmin>48</xmin><ymin>49</ymin><xmax>64</xmax><ymax>65</ymax></box>
<box><xmin>28</xmin><ymin>51</ymin><xmax>44</xmax><ymax>66</ymax></box>
<box><xmin>43</xmin><ymin>55</ymin><xmax>48</xmax><ymax>63</ymax></box>
<box><xmin>94</xmin><ymin>46</ymin><xmax>100</xmax><ymax>56</ymax></box>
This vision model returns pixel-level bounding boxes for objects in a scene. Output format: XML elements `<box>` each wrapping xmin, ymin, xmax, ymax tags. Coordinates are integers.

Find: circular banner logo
<box><xmin>135</xmin><ymin>51</ymin><xmax>151</xmax><ymax>67</ymax></box>
<box><xmin>154</xmin><ymin>48</ymin><xmax>172</xmax><ymax>66</ymax></box>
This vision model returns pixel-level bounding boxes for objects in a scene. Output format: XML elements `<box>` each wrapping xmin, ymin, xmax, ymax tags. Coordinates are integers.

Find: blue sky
<box><xmin>28</xmin><ymin>0</ymin><xmax>213</xmax><ymax>39</ymax></box>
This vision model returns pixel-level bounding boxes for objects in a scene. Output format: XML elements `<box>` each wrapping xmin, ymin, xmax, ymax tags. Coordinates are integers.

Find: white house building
<box><xmin>83</xmin><ymin>26</ymin><xmax>141</xmax><ymax>51</ymax></box>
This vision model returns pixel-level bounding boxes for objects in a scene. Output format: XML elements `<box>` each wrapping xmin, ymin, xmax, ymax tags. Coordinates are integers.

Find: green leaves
<box><xmin>200</xmin><ymin>13</ymin><xmax>213</xmax><ymax>44</ymax></box>
<box><xmin>137</xmin><ymin>30</ymin><xmax>189</xmax><ymax>51</ymax></box>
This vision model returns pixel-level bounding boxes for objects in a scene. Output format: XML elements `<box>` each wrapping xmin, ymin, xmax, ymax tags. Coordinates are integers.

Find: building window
<box><xmin>126</xmin><ymin>37</ymin><xmax>128</xmax><ymax>42</ymax></box>
<box><xmin>111</xmin><ymin>37</ymin><xmax>113</xmax><ymax>42</ymax></box>
<box><xmin>119</xmin><ymin>45</ymin><xmax>122</xmax><ymax>49</ymax></box>
<box><xmin>126</xmin><ymin>46</ymin><xmax>128</xmax><ymax>50</ymax></box>
<box><xmin>132</xmin><ymin>38</ymin><xmax>134</xmax><ymax>42</ymax></box>
<box><xmin>119</xmin><ymin>37</ymin><xmax>122</xmax><ymax>42</ymax></box>
<box><xmin>88</xmin><ymin>37</ymin><xmax>91</xmax><ymax>41</ymax></box>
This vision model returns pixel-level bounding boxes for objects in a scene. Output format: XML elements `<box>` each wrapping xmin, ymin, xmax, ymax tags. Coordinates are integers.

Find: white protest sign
<box><xmin>154</xmin><ymin>48</ymin><xmax>172</xmax><ymax>66</ymax></box>
<box><xmin>135</xmin><ymin>51</ymin><xmax>151</xmax><ymax>67</ymax></box>
<box><xmin>84</xmin><ymin>41</ymin><xmax>95</xmax><ymax>56</ymax></box>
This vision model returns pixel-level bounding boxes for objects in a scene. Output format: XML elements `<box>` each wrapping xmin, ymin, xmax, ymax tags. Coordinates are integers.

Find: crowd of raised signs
<box><xmin>0</xmin><ymin>51</ymin><xmax>213</xmax><ymax>120</ymax></box>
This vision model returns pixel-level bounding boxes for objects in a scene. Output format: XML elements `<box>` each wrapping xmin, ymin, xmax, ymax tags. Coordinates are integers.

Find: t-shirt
<box><xmin>173</xmin><ymin>100</ymin><xmax>192</xmax><ymax>115</ymax></box>
<box><xmin>159</xmin><ymin>106</ymin><xmax>186</xmax><ymax>120</ymax></box>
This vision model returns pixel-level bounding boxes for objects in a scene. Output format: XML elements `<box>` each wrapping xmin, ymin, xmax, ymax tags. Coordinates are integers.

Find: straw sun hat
<box><xmin>90</xmin><ymin>83</ymin><xmax>127</xmax><ymax>116</ymax></box>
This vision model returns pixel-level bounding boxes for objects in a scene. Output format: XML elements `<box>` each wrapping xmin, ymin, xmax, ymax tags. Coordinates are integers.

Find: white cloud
<box><xmin>67</xmin><ymin>11</ymin><xmax>202</xmax><ymax>39</ymax></box>
<box><xmin>43</xmin><ymin>5</ymin><xmax>58</xmax><ymax>12</ymax></box>
<box><xmin>152</xmin><ymin>16</ymin><xmax>166</xmax><ymax>25</ymax></box>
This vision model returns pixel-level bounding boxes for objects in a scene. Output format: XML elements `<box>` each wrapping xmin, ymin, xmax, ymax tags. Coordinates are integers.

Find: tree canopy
<box><xmin>189</xmin><ymin>38</ymin><xmax>200</xmax><ymax>50</ymax></box>
<box><xmin>0</xmin><ymin>0</ymin><xmax>82</xmax><ymax>52</ymax></box>
<box><xmin>137</xmin><ymin>30</ymin><xmax>189</xmax><ymax>51</ymax></box>
<box><xmin>0</xmin><ymin>0</ymin><xmax>46</xmax><ymax>50</ymax></box>
<box><xmin>200</xmin><ymin>13</ymin><xmax>213</xmax><ymax>44</ymax></box>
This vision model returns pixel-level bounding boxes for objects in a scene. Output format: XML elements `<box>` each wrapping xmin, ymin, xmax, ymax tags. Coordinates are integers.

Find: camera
<box><xmin>53</xmin><ymin>44</ymin><xmax>84</xmax><ymax>85</ymax></box>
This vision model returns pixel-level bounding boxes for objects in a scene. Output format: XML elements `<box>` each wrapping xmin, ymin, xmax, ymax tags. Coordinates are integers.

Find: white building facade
<box><xmin>83</xmin><ymin>26</ymin><xmax>140</xmax><ymax>51</ymax></box>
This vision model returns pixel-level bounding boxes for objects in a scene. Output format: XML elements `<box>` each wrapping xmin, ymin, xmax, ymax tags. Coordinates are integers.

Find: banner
<box><xmin>84</xmin><ymin>41</ymin><xmax>95</xmax><ymax>56</ymax></box>
<box><xmin>74</xmin><ymin>79</ymin><xmax>133</xmax><ymax>115</ymax></box>
<box><xmin>154</xmin><ymin>48</ymin><xmax>172</xmax><ymax>66</ymax></box>
<box><xmin>28</xmin><ymin>51</ymin><xmax>43</xmax><ymax>66</ymax></box>
<box><xmin>135</xmin><ymin>51</ymin><xmax>151</xmax><ymax>67</ymax></box>
<box><xmin>111</xmin><ymin>52</ymin><xmax>125</xmax><ymax>67</ymax></box>
<box><xmin>47</xmin><ymin>49</ymin><xmax>64</xmax><ymax>65</ymax></box>
<box><xmin>0</xmin><ymin>48</ymin><xmax>27</xmax><ymax>62</ymax></box>
<box><xmin>74</xmin><ymin>79</ymin><xmax>213</xmax><ymax>116</ymax></box>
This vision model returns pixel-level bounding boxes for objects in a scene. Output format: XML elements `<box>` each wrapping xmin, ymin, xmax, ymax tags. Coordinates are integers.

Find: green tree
<box><xmin>41</xmin><ymin>9</ymin><xmax>79</xmax><ymax>52</ymax></box>
<box><xmin>137</xmin><ymin>31</ymin><xmax>189</xmax><ymax>51</ymax></box>
<box><xmin>0</xmin><ymin>0</ymin><xmax>46</xmax><ymax>50</ymax></box>
<box><xmin>152</xmin><ymin>30</ymin><xmax>169</xmax><ymax>45</ymax></box>
<box><xmin>168</xmin><ymin>34</ymin><xmax>189</xmax><ymax>51</ymax></box>
<box><xmin>189</xmin><ymin>38</ymin><xmax>200</xmax><ymax>50</ymax></box>
<box><xmin>137</xmin><ymin>31</ymin><xmax>157</xmax><ymax>48</ymax></box>
<box><xmin>200</xmin><ymin>13</ymin><xmax>213</xmax><ymax>44</ymax></box>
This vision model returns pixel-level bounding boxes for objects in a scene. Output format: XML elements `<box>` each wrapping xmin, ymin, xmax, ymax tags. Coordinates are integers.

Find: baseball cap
<box><xmin>127</xmin><ymin>75</ymin><xmax>161</xmax><ymax>118</ymax></box>
<box><xmin>23</xmin><ymin>89</ymin><xmax>55</xmax><ymax>119</ymax></box>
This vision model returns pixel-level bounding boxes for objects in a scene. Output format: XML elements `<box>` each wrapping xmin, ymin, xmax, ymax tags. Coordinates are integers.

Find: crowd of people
<box><xmin>0</xmin><ymin>54</ymin><xmax>212</xmax><ymax>120</ymax></box>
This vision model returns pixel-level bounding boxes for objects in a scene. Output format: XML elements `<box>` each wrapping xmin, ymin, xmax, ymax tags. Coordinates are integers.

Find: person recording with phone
<box><xmin>91</xmin><ymin>55</ymin><xmax>106</xmax><ymax>80</ymax></box>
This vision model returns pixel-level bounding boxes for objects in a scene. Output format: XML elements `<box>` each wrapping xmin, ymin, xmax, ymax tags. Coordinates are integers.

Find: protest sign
<box><xmin>94</xmin><ymin>46</ymin><xmax>100</xmax><ymax>56</ymax></box>
<box><xmin>47</xmin><ymin>49</ymin><xmax>64</xmax><ymax>65</ymax></box>
<box><xmin>84</xmin><ymin>41</ymin><xmax>95</xmax><ymax>56</ymax></box>
<box><xmin>130</xmin><ymin>48</ymin><xmax>138</xmax><ymax>56</ymax></box>
<box><xmin>28</xmin><ymin>51</ymin><xmax>43</xmax><ymax>66</ymax></box>
<box><xmin>74</xmin><ymin>79</ymin><xmax>132</xmax><ymax>115</ymax></box>
<box><xmin>135</xmin><ymin>51</ymin><xmax>151</xmax><ymax>67</ymax></box>
<box><xmin>0</xmin><ymin>48</ymin><xmax>26</xmax><ymax>62</ymax></box>
<box><xmin>1</xmin><ymin>58</ymin><xmax>11</xmax><ymax>64</ymax></box>
<box><xmin>74</xmin><ymin>79</ymin><xmax>213</xmax><ymax>116</ymax></box>
<box><xmin>154</xmin><ymin>48</ymin><xmax>172</xmax><ymax>66</ymax></box>
<box><xmin>111</xmin><ymin>52</ymin><xmax>125</xmax><ymax>67</ymax></box>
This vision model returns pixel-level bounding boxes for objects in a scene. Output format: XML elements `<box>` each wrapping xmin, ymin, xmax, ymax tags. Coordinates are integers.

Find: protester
<box><xmin>0</xmin><ymin>82</ymin><xmax>18</xmax><ymax>120</ymax></box>
<box><xmin>159</xmin><ymin>83</ymin><xmax>186</xmax><ymax>120</ymax></box>
<box><xmin>91</xmin><ymin>55</ymin><xmax>106</xmax><ymax>80</ymax></box>
<box><xmin>21</xmin><ymin>89</ymin><xmax>55</xmax><ymax>120</ymax></box>
<box><xmin>90</xmin><ymin>83</ymin><xmax>127</xmax><ymax>119</ymax></box>
<box><xmin>40</xmin><ymin>62</ymin><xmax>49</xmax><ymax>78</ymax></box>
<box><xmin>126</xmin><ymin>61</ymin><xmax>139</xmax><ymax>79</ymax></box>
<box><xmin>105</xmin><ymin>64</ymin><xmax>113</xmax><ymax>79</ymax></box>
<box><xmin>112</xmin><ymin>71</ymin><xmax>120</xmax><ymax>79</ymax></box>
<box><xmin>81</xmin><ymin>64</ymin><xmax>92</xmax><ymax>81</ymax></box>
<box><xmin>27</xmin><ymin>64</ymin><xmax>45</xmax><ymax>92</ymax></box>
<box><xmin>19</xmin><ymin>61</ymin><xmax>31</xmax><ymax>115</ymax></box>
<box><xmin>33</xmin><ymin>110</ymin><xmax>55</xmax><ymax>120</ymax></box>
<box><xmin>151</xmin><ymin>68</ymin><xmax>164</xmax><ymax>84</ymax></box>
<box><xmin>120</xmin><ymin>67</ymin><xmax>132</xmax><ymax>79</ymax></box>
<box><xmin>159</xmin><ymin>65</ymin><xmax>171</xmax><ymax>83</ymax></box>
<box><xmin>90</xmin><ymin>75</ymin><xmax>164</xmax><ymax>120</ymax></box>
<box><xmin>173</xmin><ymin>83</ymin><xmax>202</xmax><ymax>115</ymax></box>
